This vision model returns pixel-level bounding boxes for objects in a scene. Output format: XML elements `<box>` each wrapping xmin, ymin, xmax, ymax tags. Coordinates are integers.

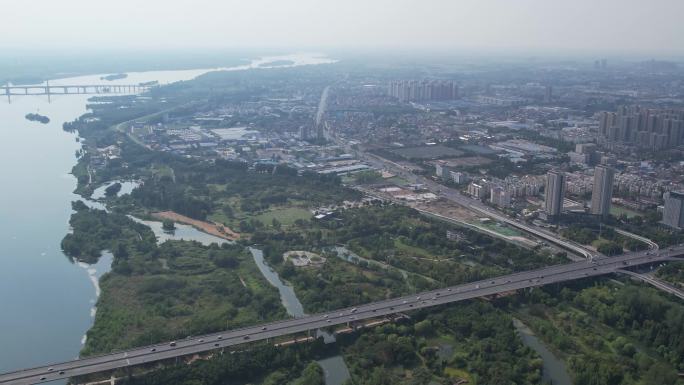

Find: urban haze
<box><xmin>1</xmin><ymin>1</ymin><xmax>684</xmax><ymax>385</ymax></box>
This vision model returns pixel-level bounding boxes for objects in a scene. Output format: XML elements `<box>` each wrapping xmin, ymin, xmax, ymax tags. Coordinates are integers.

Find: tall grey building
<box><xmin>544</xmin><ymin>85</ymin><xmax>553</xmax><ymax>103</ymax></box>
<box><xmin>590</xmin><ymin>165</ymin><xmax>615</xmax><ymax>217</ymax></box>
<box><xmin>662</xmin><ymin>191</ymin><xmax>684</xmax><ymax>229</ymax></box>
<box><xmin>298</xmin><ymin>124</ymin><xmax>310</xmax><ymax>141</ymax></box>
<box><xmin>545</xmin><ymin>171</ymin><xmax>566</xmax><ymax>217</ymax></box>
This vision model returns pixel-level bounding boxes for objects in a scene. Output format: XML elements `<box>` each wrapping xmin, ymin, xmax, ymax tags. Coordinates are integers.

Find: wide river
<box><xmin>0</xmin><ymin>53</ymin><xmax>335</xmax><ymax>380</ymax></box>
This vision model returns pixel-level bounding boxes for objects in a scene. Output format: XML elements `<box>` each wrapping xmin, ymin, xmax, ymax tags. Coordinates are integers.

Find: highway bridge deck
<box><xmin>0</xmin><ymin>247</ymin><xmax>681</xmax><ymax>385</ymax></box>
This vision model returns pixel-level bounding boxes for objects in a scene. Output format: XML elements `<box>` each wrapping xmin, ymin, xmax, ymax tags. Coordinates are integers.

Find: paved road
<box><xmin>315</xmin><ymin>86</ymin><xmax>330</xmax><ymax>127</ymax></box>
<box><xmin>607</xmin><ymin>226</ymin><xmax>684</xmax><ymax>300</ymax></box>
<box><xmin>615</xmin><ymin>228</ymin><xmax>660</xmax><ymax>251</ymax></box>
<box><xmin>356</xmin><ymin>150</ymin><xmax>597</xmax><ymax>259</ymax></box>
<box><xmin>2</xmin><ymin>247</ymin><xmax>682</xmax><ymax>385</ymax></box>
<box><xmin>619</xmin><ymin>269</ymin><xmax>684</xmax><ymax>300</ymax></box>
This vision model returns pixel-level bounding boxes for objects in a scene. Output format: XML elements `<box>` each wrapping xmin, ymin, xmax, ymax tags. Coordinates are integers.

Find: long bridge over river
<box><xmin>4</xmin><ymin>83</ymin><xmax>150</xmax><ymax>102</ymax></box>
<box><xmin>1</xmin><ymin>246</ymin><xmax>682</xmax><ymax>385</ymax></box>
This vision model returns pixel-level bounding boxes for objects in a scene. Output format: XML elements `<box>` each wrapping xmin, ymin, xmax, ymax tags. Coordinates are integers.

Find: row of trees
<box><xmin>341</xmin><ymin>302</ymin><xmax>543</xmax><ymax>385</ymax></box>
<box><xmin>111</xmin><ymin>345</ymin><xmax>325</xmax><ymax>385</ymax></box>
<box><xmin>561</xmin><ymin>224</ymin><xmax>647</xmax><ymax>255</ymax></box>
<box><xmin>611</xmin><ymin>213</ymin><xmax>683</xmax><ymax>248</ymax></box>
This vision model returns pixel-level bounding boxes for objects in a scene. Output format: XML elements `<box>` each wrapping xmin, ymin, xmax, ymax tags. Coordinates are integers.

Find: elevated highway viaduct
<box><xmin>1</xmin><ymin>246</ymin><xmax>682</xmax><ymax>384</ymax></box>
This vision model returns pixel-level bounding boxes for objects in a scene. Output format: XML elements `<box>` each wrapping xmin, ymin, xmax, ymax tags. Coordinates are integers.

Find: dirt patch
<box><xmin>433</xmin><ymin>156</ymin><xmax>493</xmax><ymax>168</ymax></box>
<box><xmin>389</xmin><ymin>145</ymin><xmax>465</xmax><ymax>160</ymax></box>
<box><xmin>413</xmin><ymin>200</ymin><xmax>479</xmax><ymax>222</ymax></box>
<box><xmin>152</xmin><ymin>211</ymin><xmax>240</xmax><ymax>241</ymax></box>
<box><xmin>283</xmin><ymin>250</ymin><xmax>325</xmax><ymax>267</ymax></box>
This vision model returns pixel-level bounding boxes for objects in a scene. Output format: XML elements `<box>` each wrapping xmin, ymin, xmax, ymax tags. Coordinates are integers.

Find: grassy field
<box><xmin>469</xmin><ymin>219</ymin><xmax>524</xmax><ymax>237</ymax></box>
<box><xmin>205</xmin><ymin>188</ymin><xmax>312</xmax><ymax>230</ymax></box>
<box><xmin>150</xmin><ymin>163</ymin><xmax>175</xmax><ymax>181</ymax></box>
<box><xmin>393</xmin><ymin>238</ymin><xmax>436</xmax><ymax>259</ymax></box>
<box><xmin>610</xmin><ymin>205</ymin><xmax>643</xmax><ymax>218</ymax></box>
<box><xmin>385</xmin><ymin>176</ymin><xmax>413</xmax><ymax>186</ymax></box>
<box><xmin>444</xmin><ymin>367</ymin><xmax>473</xmax><ymax>383</ymax></box>
<box><xmin>591</xmin><ymin>237</ymin><xmax>611</xmax><ymax>249</ymax></box>
<box><xmin>254</xmin><ymin>207</ymin><xmax>312</xmax><ymax>227</ymax></box>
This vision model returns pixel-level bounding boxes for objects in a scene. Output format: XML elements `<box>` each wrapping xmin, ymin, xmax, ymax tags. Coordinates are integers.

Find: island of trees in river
<box><xmin>258</xmin><ymin>60</ymin><xmax>295</xmax><ymax>67</ymax></box>
<box><xmin>25</xmin><ymin>113</ymin><xmax>50</xmax><ymax>124</ymax></box>
<box><xmin>101</xmin><ymin>73</ymin><xmax>128</xmax><ymax>81</ymax></box>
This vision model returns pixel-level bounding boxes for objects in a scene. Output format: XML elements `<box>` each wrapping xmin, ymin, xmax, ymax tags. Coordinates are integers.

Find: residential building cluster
<box><xmin>614</xmin><ymin>172</ymin><xmax>673</xmax><ymax>199</ymax></box>
<box><xmin>114</xmin><ymin>60</ymin><xmax>684</xmax><ymax>231</ymax></box>
<box><xmin>388</xmin><ymin>80</ymin><xmax>459</xmax><ymax>102</ymax></box>
<box><xmin>599</xmin><ymin>106</ymin><xmax>684</xmax><ymax>149</ymax></box>
<box><xmin>465</xmin><ymin>175</ymin><xmax>545</xmax><ymax>208</ymax></box>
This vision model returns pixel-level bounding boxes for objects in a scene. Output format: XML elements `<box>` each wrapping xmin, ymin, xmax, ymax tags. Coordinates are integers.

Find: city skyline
<box><xmin>2</xmin><ymin>3</ymin><xmax>684</xmax><ymax>384</ymax></box>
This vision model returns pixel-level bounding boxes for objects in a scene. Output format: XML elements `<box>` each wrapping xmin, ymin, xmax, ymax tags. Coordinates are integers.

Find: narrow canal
<box><xmin>513</xmin><ymin>318</ymin><xmax>572</xmax><ymax>385</ymax></box>
<box><xmin>249</xmin><ymin>247</ymin><xmax>352</xmax><ymax>385</ymax></box>
<box><xmin>136</xmin><ymin>222</ymin><xmax>351</xmax><ymax>385</ymax></box>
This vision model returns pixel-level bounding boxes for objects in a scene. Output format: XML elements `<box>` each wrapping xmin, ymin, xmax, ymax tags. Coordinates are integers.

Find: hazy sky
<box><xmin>3</xmin><ymin>0</ymin><xmax>684</xmax><ymax>56</ymax></box>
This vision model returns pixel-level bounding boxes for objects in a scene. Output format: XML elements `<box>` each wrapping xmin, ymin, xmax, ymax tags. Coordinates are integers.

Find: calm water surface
<box><xmin>0</xmin><ymin>89</ymin><xmax>98</xmax><ymax>376</ymax></box>
<box><xmin>129</xmin><ymin>216</ymin><xmax>229</xmax><ymax>246</ymax></box>
<box><xmin>248</xmin><ymin>247</ymin><xmax>351</xmax><ymax>385</ymax></box>
<box><xmin>0</xmin><ymin>53</ymin><xmax>334</xmax><ymax>379</ymax></box>
<box><xmin>513</xmin><ymin>318</ymin><xmax>572</xmax><ymax>385</ymax></box>
<box><xmin>91</xmin><ymin>180</ymin><xmax>142</xmax><ymax>200</ymax></box>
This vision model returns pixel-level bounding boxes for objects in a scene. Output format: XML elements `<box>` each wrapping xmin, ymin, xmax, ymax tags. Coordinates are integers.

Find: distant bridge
<box><xmin>4</xmin><ymin>83</ymin><xmax>151</xmax><ymax>102</ymax></box>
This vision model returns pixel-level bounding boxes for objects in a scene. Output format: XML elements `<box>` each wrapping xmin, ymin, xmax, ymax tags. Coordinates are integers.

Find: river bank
<box><xmin>152</xmin><ymin>211</ymin><xmax>240</xmax><ymax>241</ymax></box>
<box><xmin>249</xmin><ymin>247</ymin><xmax>351</xmax><ymax>385</ymax></box>
<box><xmin>0</xmin><ymin>53</ymin><xmax>336</xmax><ymax>380</ymax></box>
<box><xmin>513</xmin><ymin>318</ymin><xmax>572</xmax><ymax>385</ymax></box>
<box><xmin>126</xmin><ymin>222</ymin><xmax>352</xmax><ymax>385</ymax></box>
<box><xmin>0</xmin><ymin>80</ymin><xmax>104</xmax><ymax>381</ymax></box>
